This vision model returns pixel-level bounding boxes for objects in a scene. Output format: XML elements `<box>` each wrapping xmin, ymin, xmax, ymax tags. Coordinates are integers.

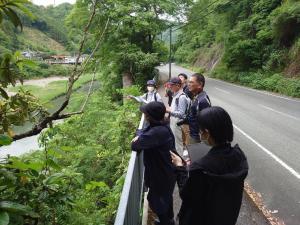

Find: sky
<box><xmin>32</xmin><ymin>0</ymin><xmax>76</xmax><ymax>7</ymax></box>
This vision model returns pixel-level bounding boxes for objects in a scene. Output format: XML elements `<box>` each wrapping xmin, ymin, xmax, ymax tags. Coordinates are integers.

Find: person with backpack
<box><xmin>177</xmin><ymin>73</ymin><xmax>192</xmax><ymax>148</ymax></box>
<box><xmin>166</xmin><ymin>77</ymin><xmax>191</xmax><ymax>157</ymax></box>
<box><xmin>170</xmin><ymin>106</ymin><xmax>249</xmax><ymax>225</ymax></box>
<box><xmin>131</xmin><ymin>102</ymin><xmax>177</xmax><ymax>225</ymax></box>
<box><xmin>129</xmin><ymin>80</ymin><xmax>163</xmax><ymax>103</ymax></box>
<box><xmin>187</xmin><ymin>73</ymin><xmax>211</xmax><ymax>144</ymax></box>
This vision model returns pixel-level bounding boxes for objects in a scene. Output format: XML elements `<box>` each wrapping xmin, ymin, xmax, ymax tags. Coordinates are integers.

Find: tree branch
<box><xmin>12</xmin><ymin>1</ymin><xmax>106</xmax><ymax>141</ymax></box>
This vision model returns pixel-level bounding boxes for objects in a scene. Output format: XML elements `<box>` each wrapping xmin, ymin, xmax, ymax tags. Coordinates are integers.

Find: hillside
<box><xmin>18</xmin><ymin>27</ymin><xmax>67</xmax><ymax>53</ymax></box>
<box><xmin>0</xmin><ymin>3</ymin><xmax>72</xmax><ymax>54</ymax></box>
<box><xmin>174</xmin><ymin>0</ymin><xmax>300</xmax><ymax>97</ymax></box>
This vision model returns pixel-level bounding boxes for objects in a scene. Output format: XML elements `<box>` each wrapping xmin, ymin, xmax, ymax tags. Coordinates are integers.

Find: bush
<box><xmin>272</xmin><ymin>2</ymin><xmax>300</xmax><ymax>47</ymax></box>
<box><xmin>0</xmin><ymin>87</ymin><xmax>142</xmax><ymax>224</ymax></box>
<box><xmin>211</xmin><ymin>64</ymin><xmax>300</xmax><ymax>97</ymax></box>
<box><xmin>275</xmin><ymin>77</ymin><xmax>300</xmax><ymax>97</ymax></box>
<box><xmin>22</xmin><ymin>62</ymin><xmax>71</xmax><ymax>78</ymax></box>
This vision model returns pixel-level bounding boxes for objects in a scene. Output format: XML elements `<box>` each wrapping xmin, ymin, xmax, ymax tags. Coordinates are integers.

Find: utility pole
<box><xmin>169</xmin><ymin>27</ymin><xmax>172</xmax><ymax>79</ymax></box>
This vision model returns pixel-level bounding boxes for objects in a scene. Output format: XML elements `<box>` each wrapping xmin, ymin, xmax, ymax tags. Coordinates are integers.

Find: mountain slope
<box><xmin>18</xmin><ymin>27</ymin><xmax>67</xmax><ymax>53</ymax></box>
<box><xmin>0</xmin><ymin>3</ymin><xmax>72</xmax><ymax>54</ymax></box>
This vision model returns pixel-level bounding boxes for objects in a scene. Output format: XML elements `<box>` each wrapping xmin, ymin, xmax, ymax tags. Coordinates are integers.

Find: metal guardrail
<box><xmin>114</xmin><ymin>114</ymin><xmax>145</xmax><ymax>225</ymax></box>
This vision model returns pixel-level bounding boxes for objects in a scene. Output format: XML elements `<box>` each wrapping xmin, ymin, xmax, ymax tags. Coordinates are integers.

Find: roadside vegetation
<box><xmin>1</xmin><ymin>86</ymin><xmax>141</xmax><ymax>225</ymax></box>
<box><xmin>174</xmin><ymin>0</ymin><xmax>300</xmax><ymax>98</ymax></box>
<box><xmin>0</xmin><ymin>0</ymin><xmax>190</xmax><ymax>224</ymax></box>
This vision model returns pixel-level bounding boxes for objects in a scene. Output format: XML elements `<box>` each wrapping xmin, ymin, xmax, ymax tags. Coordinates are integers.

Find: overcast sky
<box><xmin>32</xmin><ymin>0</ymin><xmax>76</xmax><ymax>6</ymax></box>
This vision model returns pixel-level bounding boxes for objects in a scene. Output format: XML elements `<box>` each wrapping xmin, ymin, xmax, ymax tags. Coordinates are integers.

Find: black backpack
<box><xmin>146</xmin><ymin>92</ymin><xmax>157</xmax><ymax>102</ymax></box>
<box><xmin>175</xmin><ymin>92</ymin><xmax>191</xmax><ymax>115</ymax></box>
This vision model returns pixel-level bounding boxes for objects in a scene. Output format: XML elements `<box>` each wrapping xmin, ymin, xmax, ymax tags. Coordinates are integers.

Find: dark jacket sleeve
<box><xmin>198</xmin><ymin>98</ymin><xmax>210</xmax><ymax>111</ymax></box>
<box><xmin>131</xmin><ymin>129</ymin><xmax>161</xmax><ymax>152</ymax></box>
<box><xmin>177</xmin><ymin>168</ymin><xmax>207</xmax><ymax>201</ymax></box>
<box><xmin>175</xmin><ymin>166</ymin><xmax>188</xmax><ymax>193</ymax></box>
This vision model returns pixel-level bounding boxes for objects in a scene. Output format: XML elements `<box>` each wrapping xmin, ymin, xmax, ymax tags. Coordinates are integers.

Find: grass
<box><xmin>18</xmin><ymin>27</ymin><xmax>67</xmax><ymax>54</ymax></box>
<box><xmin>9</xmin><ymin>73</ymin><xmax>99</xmax><ymax>103</ymax></box>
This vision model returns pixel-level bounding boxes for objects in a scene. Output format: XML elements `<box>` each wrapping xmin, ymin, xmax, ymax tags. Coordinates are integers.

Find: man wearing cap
<box><xmin>132</xmin><ymin>102</ymin><xmax>176</xmax><ymax>225</ymax></box>
<box><xmin>166</xmin><ymin>77</ymin><xmax>191</xmax><ymax>157</ymax></box>
<box><xmin>129</xmin><ymin>80</ymin><xmax>163</xmax><ymax>103</ymax></box>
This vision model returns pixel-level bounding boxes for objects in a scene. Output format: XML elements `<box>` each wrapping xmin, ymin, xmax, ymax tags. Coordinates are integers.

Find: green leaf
<box><xmin>2</xmin><ymin>7</ymin><xmax>23</xmax><ymax>30</ymax></box>
<box><xmin>0</xmin><ymin>135</ymin><xmax>12</xmax><ymax>146</ymax></box>
<box><xmin>7</xmin><ymin>159</ymin><xmax>43</xmax><ymax>171</ymax></box>
<box><xmin>85</xmin><ymin>181</ymin><xmax>109</xmax><ymax>191</ymax></box>
<box><xmin>0</xmin><ymin>211</ymin><xmax>9</xmax><ymax>225</ymax></box>
<box><xmin>60</xmin><ymin>146</ymin><xmax>74</xmax><ymax>151</ymax></box>
<box><xmin>0</xmin><ymin>201</ymin><xmax>39</xmax><ymax>218</ymax></box>
<box><xmin>46</xmin><ymin>158</ymin><xmax>61</xmax><ymax>170</ymax></box>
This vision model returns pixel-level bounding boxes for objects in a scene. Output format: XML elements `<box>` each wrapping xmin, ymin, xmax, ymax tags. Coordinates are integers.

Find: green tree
<box><xmin>66</xmin><ymin>0</ymin><xmax>191</xmax><ymax>98</ymax></box>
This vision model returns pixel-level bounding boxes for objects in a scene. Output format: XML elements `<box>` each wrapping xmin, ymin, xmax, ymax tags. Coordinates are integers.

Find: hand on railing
<box><xmin>131</xmin><ymin>136</ymin><xmax>139</xmax><ymax>143</ymax></box>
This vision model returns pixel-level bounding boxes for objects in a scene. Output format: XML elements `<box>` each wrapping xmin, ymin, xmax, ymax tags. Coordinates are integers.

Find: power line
<box><xmin>172</xmin><ymin>0</ymin><xmax>238</xmax><ymax>32</ymax></box>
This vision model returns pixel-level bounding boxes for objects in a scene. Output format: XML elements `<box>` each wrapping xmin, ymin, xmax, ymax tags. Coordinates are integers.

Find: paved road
<box><xmin>159</xmin><ymin>64</ymin><xmax>300</xmax><ymax>225</ymax></box>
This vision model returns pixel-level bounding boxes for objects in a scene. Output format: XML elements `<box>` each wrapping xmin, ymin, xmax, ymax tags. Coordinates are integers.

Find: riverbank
<box><xmin>7</xmin><ymin>73</ymin><xmax>98</xmax><ymax>103</ymax></box>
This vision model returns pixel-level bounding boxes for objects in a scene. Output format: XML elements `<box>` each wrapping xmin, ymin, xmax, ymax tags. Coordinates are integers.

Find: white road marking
<box><xmin>233</xmin><ymin>124</ymin><xmax>300</xmax><ymax>179</ymax></box>
<box><xmin>215</xmin><ymin>87</ymin><xmax>230</xmax><ymax>94</ymax></box>
<box><xmin>259</xmin><ymin>104</ymin><xmax>300</xmax><ymax>121</ymax></box>
<box><xmin>206</xmin><ymin>77</ymin><xmax>300</xmax><ymax>103</ymax></box>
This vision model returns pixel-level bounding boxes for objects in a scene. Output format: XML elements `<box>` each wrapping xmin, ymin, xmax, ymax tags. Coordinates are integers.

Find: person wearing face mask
<box><xmin>129</xmin><ymin>80</ymin><xmax>163</xmax><ymax>103</ymax></box>
<box><xmin>170</xmin><ymin>106</ymin><xmax>249</xmax><ymax>225</ymax></box>
<box><xmin>132</xmin><ymin>102</ymin><xmax>177</xmax><ymax>225</ymax></box>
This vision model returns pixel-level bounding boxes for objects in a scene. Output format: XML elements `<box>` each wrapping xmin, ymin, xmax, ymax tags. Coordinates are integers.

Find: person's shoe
<box><xmin>154</xmin><ymin>218</ymin><xmax>160</xmax><ymax>225</ymax></box>
<box><xmin>154</xmin><ymin>218</ymin><xmax>175</xmax><ymax>225</ymax></box>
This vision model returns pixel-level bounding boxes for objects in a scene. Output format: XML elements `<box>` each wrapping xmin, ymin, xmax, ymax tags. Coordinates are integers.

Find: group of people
<box><xmin>130</xmin><ymin>73</ymin><xmax>249</xmax><ymax>225</ymax></box>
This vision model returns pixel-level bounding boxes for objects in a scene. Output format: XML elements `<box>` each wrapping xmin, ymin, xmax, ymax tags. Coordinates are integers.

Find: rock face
<box><xmin>284</xmin><ymin>53</ymin><xmax>300</xmax><ymax>78</ymax></box>
<box><xmin>193</xmin><ymin>44</ymin><xmax>223</xmax><ymax>72</ymax></box>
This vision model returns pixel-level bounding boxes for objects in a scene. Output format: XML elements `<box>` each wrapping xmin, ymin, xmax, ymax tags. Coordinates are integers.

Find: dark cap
<box><xmin>146</xmin><ymin>80</ymin><xmax>156</xmax><ymax>87</ymax></box>
<box><xmin>140</xmin><ymin>102</ymin><xmax>166</xmax><ymax>121</ymax></box>
<box><xmin>168</xmin><ymin>77</ymin><xmax>182</xmax><ymax>85</ymax></box>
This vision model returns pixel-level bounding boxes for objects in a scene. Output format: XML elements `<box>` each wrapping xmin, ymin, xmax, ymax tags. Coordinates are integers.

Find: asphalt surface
<box><xmin>158</xmin><ymin>64</ymin><xmax>300</xmax><ymax>225</ymax></box>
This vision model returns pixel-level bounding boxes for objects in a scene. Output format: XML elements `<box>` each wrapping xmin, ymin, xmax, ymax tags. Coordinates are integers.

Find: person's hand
<box><xmin>131</xmin><ymin>136</ymin><xmax>139</xmax><ymax>143</ymax></box>
<box><xmin>166</xmin><ymin>107</ymin><xmax>171</xmax><ymax>113</ymax></box>
<box><xmin>170</xmin><ymin>151</ymin><xmax>184</xmax><ymax>167</ymax></box>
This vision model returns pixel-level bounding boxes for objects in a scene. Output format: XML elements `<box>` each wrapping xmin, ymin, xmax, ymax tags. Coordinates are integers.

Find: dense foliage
<box><xmin>0</xmin><ymin>87</ymin><xmax>142</xmax><ymax>224</ymax></box>
<box><xmin>174</xmin><ymin>0</ymin><xmax>300</xmax><ymax>97</ymax></box>
<box><xmin>0</xmin><ymin>2</ymin><xmax>72</xmax><ymax>54</ymax></box>
<box><xmin>66</xmin><ymin>0</ymin><xmax>191</xmax><ymax>99</ymax></box>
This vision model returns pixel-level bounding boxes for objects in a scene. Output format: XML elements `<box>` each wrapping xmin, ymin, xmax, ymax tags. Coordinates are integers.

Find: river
<box><xmin>0</xmin><ymin>81</ymin><xmax>99</xmax><ymax>157</ymax></box>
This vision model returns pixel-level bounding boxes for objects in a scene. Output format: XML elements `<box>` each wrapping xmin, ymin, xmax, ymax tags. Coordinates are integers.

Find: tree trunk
<box><xmin>122</xmin><ymin>71</ymin><xmax>133</xmax><ymax>87</ymax></box>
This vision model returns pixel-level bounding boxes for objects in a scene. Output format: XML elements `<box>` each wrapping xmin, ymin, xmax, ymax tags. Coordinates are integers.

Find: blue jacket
<box><xmin>131</xmin><ymin>122</ymin><xmax>176</xmax><ymax>195</ymax></box>
<box><xmin>188</xmin><ymin>91</ymin><xmax>211</xmax><ymax>140</ymax></box>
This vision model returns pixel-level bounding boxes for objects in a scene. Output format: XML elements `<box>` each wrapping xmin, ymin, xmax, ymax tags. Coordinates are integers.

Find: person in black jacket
<box><xmin>170</xmin><ymin>106</ymin><xmax>249</xmax><ymax>225</ymax></box>
<box><xmin>187</xmin><ymin>73</ymin><xmax>211</xmax><ymax>144</ymax></box>
<box><xmin>131</xmin><ymin>102</ymin><xmax>176</xmax><ymax>225</ymax></box>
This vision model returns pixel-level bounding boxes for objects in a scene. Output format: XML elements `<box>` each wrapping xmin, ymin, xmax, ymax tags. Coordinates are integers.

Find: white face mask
<box><xmin>147</xmin><ymin>86</ymin><xmax>155</xmax><ymax>92</ymax></box>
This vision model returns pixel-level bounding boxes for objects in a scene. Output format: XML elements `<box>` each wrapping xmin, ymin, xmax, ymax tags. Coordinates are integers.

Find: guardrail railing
<box><xmin>114</xmin><ymin>114</ymin><xmax>145</xmax><ymax>225</ymax></box>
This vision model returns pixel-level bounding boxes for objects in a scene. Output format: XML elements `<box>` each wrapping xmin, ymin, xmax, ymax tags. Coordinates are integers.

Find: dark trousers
<box><xmin>147</xmin><ymin>186</ymin><xmax>175</xmax><ymax>225</ymax></box>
